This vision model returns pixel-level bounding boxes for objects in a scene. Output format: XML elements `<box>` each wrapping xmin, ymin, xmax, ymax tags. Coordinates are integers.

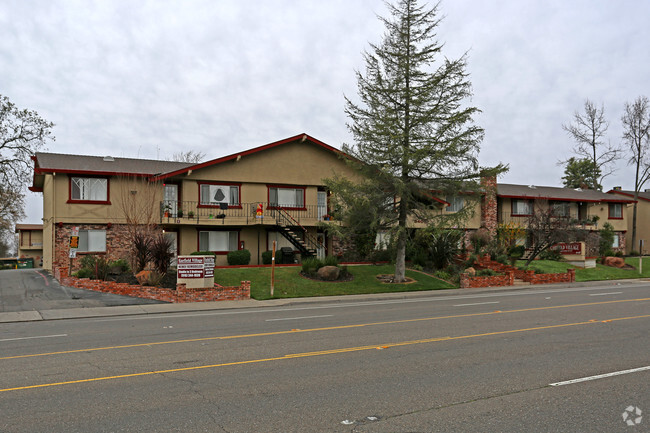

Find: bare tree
<box><xmin>562</xmin><ymin>99</ymin><xmax>619</xmax><ymax>189</ymax></box>
<box><xmin>0</xmin><ymin>95</ymin><xmax>54</xmax><ymax>238</ymax></box>
<box><xmin>170</xmin><ymin>150</ymin><xmax>205</xmax><ymax>163</ymax></box>
<box><xmin>622</xmin><ymin>96</ymin><xmax>650</xmax><ymax>251</ymax></box>
<box><xmin>524</xmin><ymin>201</ymin><xmax>581</xmax><ymax>266</ymax></box>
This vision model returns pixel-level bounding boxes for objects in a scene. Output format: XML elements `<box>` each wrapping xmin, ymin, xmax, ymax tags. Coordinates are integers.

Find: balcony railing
<box><xmin>160</xmin><ymin>202</ymin><xmax>332</xmax><ymax>225</ymax></box>
<box><xmin>497</xmin><ymin>211</ymin><xmax>600</xmax><ymax>228</ymax></box>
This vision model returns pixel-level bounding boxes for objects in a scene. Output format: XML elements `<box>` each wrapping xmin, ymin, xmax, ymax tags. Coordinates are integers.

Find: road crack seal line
<box><xmin>2</xmin><ymin>313</ymin><xmax>649</xmax><ymax>393</ymax></box>
<box><xmin>2</xmin><ymin>297</ymin><xmax>649</xmax><ymax>362</ymax></box>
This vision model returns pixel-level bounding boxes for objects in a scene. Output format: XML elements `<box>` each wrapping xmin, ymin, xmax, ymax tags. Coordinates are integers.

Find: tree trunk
<box><xmin>394</xmin><ymin>200</ymin><xmax>409</xmax><ymax>283</ymax></box>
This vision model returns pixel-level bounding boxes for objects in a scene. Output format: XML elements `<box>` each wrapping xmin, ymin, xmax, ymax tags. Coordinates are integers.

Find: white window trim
<box><xmin>78</xmin><ymin>230</ymin><xmax>107</xmax><ymax>253</ymax></box>
<box><xmin>199</xmin><ymin>184</ymin><xmax>240</xmax><ymax>206</ymax></box>
<box><xmin>198</xmin><ymin>231</ymin><xmax>238</xmax><ymax>252</ymax></box>
<box><xmin>71</xmin><ymin>177</ymin><xmax>108</xmax><ymax>202</ymax></box>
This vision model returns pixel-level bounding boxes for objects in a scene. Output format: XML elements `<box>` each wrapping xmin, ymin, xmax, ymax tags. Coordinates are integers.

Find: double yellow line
<box><xmin>1</xmin><ymin>298</ymin><xmax>649</xmax><ymax>393</ymax></box>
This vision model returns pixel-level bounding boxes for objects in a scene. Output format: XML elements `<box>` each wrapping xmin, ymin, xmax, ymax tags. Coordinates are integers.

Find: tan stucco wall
<box><xmin>625</xmin><ymin>201</ymin><xmax>650</xmax><ymax>254</ymax></box>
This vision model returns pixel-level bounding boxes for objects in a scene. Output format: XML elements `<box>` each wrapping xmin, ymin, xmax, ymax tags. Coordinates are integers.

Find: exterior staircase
<box><xmin>274</xmin><ymin>209</ymin><xmax>320</xmax><ymax>257</ymax></box>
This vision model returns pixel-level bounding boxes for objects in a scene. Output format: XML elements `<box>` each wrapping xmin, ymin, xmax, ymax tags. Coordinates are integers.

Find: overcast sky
<box><xmin>2</xmin><ymin>0</ymin><xmax>649</xmax><ymax>224</ymax></box>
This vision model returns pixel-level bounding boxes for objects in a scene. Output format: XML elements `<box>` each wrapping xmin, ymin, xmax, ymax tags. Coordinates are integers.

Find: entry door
<box><xmin>317</xmin><ymin>191</ymin><xmax>327</xmax><ymax>220</ymax></box>
<box><xmin>164</xmin><ymin>231</ymin><xmax>178</xmax><ymax>267</ymax></box>
<box><xmin>316</xmin><ymin>233</ymin><xmax>326</xmax><ymax>260</ymax></box>
<box><xmin>163</xmin><ymin>184</ymin><xmax>178</xmax><ymax>217</ymax></box>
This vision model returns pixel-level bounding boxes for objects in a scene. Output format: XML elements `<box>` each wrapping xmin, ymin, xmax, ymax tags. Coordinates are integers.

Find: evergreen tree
<box><xmin>340</xmin><ymin>0</ymin><xmax>505</xmax><ymax>282</ymax></box>
<box><xmin>561</xmin><ymin>157</ymin><xmax>602</xmax><ymax>189</ymax></box>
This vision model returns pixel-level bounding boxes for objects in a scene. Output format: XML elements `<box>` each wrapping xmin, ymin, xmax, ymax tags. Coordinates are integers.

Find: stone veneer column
<box><xmin>481</xmin><ymin>175</ymin><xmax>498</xmax><ymax>236</ymax></box>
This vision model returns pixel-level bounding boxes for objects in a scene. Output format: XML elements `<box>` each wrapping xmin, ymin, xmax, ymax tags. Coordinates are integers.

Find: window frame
<box><xmin>608</xmin><ymin>203</ymin><xmax>623</xmax><ymax>219</ymax></box>
<box><xmin>67</xmin><ymin>176</ymin><xmax>110</xmax><ymax>204</ymax></box>
<box><xmin>551</xmin><ymin>201</ymin><xmax>571</xmax><ymax>218</ymax></box>
<box><xmin>196</xmin><ymin>229</ymin><xmax>240</xmax><ymax>255</ymax></box>
<box><xmin>511</xmin><ymin>199</ymin><xmax>532</xmax><ymax>217</ymax></box>
<box><xmin>197</xmin><ymin>182</ymin><xmax>242</xmax><ymax>209</ymax></box>
<box><xmin>267</xmin><ymin>185</ymin><xmax>306</xmax><ymax>210</ymax></box>
<box><xmin>445</xmin><ymin>196</ymin><xmax>464</xmax><ymax>213</ymax></box>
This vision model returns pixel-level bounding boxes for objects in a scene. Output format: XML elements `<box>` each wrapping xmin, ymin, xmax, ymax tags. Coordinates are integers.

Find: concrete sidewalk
<box><xmin>1</xmin><ymin>278</ymin><xmax>642</xmax><ymax>324</ymax></box>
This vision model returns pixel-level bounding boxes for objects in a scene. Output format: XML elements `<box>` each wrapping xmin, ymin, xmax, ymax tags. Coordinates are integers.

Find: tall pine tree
<box><xmin>342</xmin><ymin>0</ymin><xmax>505</xmax><ymax>282</ymax></box>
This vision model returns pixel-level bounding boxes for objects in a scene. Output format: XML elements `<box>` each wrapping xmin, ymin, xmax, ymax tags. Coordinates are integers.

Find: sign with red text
<box><xmin>177</xmin><ymin>256</ymin><xmax>206</xmax><ymax>279</ymax></box>
<box><xmin>557</xmin><ymin>242</ymin><xmax>582</xmax><ymax>255</ymax></box>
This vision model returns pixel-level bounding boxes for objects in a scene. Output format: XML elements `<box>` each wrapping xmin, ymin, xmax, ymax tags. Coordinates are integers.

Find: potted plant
<box><xmin>177</xmin><ymin>209</ymin><xmax>183</xmax><ymax>218</ymax></box>
<box><xmin>188</xmin><ymin>210</ymin><xmax>194</xmax><ymax>218</ymax></box>
<box><xmin>163</xmin><ymin>204</ymin><xmax>171</xmax><ymax>217</ymax></box>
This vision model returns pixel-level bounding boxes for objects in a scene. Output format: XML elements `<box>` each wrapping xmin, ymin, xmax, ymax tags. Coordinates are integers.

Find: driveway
<box><xmin>0</xmin><ymin>269</ymin><xmax>165</xmax><ymax>313</ymax></box>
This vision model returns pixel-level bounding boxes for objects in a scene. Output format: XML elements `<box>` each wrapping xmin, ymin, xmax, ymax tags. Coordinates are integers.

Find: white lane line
<box><xmin>589</xmin><ymin>292</ymin><xmax>623</xmax><ymax>296</ymax></box>
<box><xmin>550</xmin><ymin>366</ymin><xmax>650</xmax><ymax>387</ymax></box>
<box><xmin>453</xmin><ymin>301</ymin><xmax>500</xmax><ymax>307</ymax></box>
<box><xmin>265</xmin><ymin>315</ymin><xmax>333</xmax><ymax>322</ymax></box>
<box><xmin>0</xmin><ymin>334</ymin><xmax>68</xmax><ymax>342</ymax></box>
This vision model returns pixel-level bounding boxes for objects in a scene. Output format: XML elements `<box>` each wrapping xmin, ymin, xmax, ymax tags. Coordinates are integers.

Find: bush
<box><xmin>434</xmin><ymin>270</ymin><xmax>451</xmax><ymax>281</ymax></box>
<box><xmin>109</xmin><ymin>258</ymin><xmax>130</xmax><ymax>274</ymax></box>
<box><xmin>495</xmin><ymin>254</ymin><xmax>508</xmax><ymax>265</ymax></box>
<box><xmin>464</xmin><ymin>254</ymin><xmax>477</xmax><ymax>268</ymax></box>
<box><xmin>262</xmin><ymin>250</ymin><xmax>273</xmax><ymax>265</ymax></box>
<box><xmin>324</xmin><ymin>255</ymin><xmax>339</xmax><ymax>267</ymax></box>
<box><xmin>469</xmin><ymin>229</ymin><xmax>490</xmax><ymax>254</ymax></box>
<box><xmin>602</xmin><ymin>249</ymin><xmax>615</xmax><ymax>258</ymax></box>
<box><xmin>150</xmin><ymin>234</ymin><xmax>174</xmax><ymax>275</ymax></box>
<box><xmin>598</xmin><ymin>223</ymin><xmax>615</xmax><ymax>257</ymax></box>
<box><xmin>144</xmin><ymin>270</ymin><xmax>164</xmax><ymax>287</ymax></box>
<box><xmin>302</xmin><ymin>257</ymin><xmax>323</xmax><ymax>275</ymax></box>
<box><xmin>429</xmin><ymin>230</ymin><xmax>461</xmax><ymax>270</ymax></box>
<box><xmin>191</xmin><ymin>251</ymin><xmax>217</xmax><ymax>256</ymax></box>
<box><xmin>74</xmin><ymin>268</ymin><xmax>94</xmax><ymax>278</ymax></box>
<box><xmin>476</xmin><ymin>269</ymin><xmax>497</xmax><ymax>277</ymax></box>
<box><xmin>132</xmin><ymin>231</ymin><xmax>152</xmax><ymax>273</ymax></box>
<box><xmin>539</xmin><ymin>248</ymin><xmax>563</xmax><ymax>261</ymax></box>
<box><xmin>410</xmin><ymin>263</ymin><xmax>423</xmax><ymax>271</ymax></box>
<box><xmin>78</xmin><ymin>255</ymin><xmax>109</xmax><ymax>280</ymax></box>
<box><xmin>629</xmin><ymin>250</ymin><xmax>640</xmax><ymax>256</ymax></box>
<box><xmin>227</xmin><ymin>249</ymin><xmax>251</xmax><ymax>266</ymax></box>
<box><xmin>614</xmin><ymin>250</ymin><xmax>624</xmax><ymax>257</ymax></box>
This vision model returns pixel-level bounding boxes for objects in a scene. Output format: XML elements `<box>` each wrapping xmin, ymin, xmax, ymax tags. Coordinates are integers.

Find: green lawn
<box><xmin>214</xmin><ymin>265</ymin><xmax>455</xmax><ymax>300</ymax></box>
<box><xmin>517</xmin><ymin>257</ymin><xmax>650</xmax><ymax>282</ymax></box>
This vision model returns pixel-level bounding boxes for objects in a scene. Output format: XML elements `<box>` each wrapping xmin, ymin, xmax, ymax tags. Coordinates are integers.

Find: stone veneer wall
<box><xmin>480</xmin><ymin>175</ymin><xmax>498</xmax><ymax>236</ymax></box>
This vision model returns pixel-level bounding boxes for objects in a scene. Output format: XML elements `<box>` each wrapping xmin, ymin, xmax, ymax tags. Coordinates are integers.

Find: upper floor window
<box><xmin>511</xmin><ymin>199</ymin><xmax>532</xmax><ymax>216</ymax></box>
<box><xmin>446</xmin><ymin>196</ymin><xmax>464</xmax><ymax>213</ymax></box>
<box><xmin>70</xmin><ymin>177</ymin><xmax>108</xmax><ymax>203</ymax></box>
<box><xmin>609</xmin><ymin>203</ymin><xmax>623</xmax><ymax>219</ymax></box>
<box><xmin>199</xmin><ymin>183</ymin><xmax>240</xmax><ymax>207</ymax></box>
<box><xmin>551</xmin><ymin>201</ymin><xmax>571</xmax><ymax>217</ymax></box>
<box><xmin>269</xmin><ymin>186</ymin><xmax>305</xmax><ymax>209</ymax></box>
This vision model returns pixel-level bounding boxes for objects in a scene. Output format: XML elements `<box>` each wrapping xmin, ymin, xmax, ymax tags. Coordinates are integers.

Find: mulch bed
<box><xmin>376</xmin><ymin>274</ymin><xmax>416</xmax><ymax>284</ymax></box>
<box><xmin>299</xmin><ymin>271</ymin><xmax>355</xmax><ymax>283</ymax></box>
<box><xmin>106</xmin><ymin>271</ymin><xmax>177</xmax><ymax>289</ymax></box>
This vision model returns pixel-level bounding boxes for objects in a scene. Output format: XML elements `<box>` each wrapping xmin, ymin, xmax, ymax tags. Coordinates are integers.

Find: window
<box><xmin>446</xmin><ymin>196</ymin><xmax>464</xmax><ymax>213</ymax></box>
<box><xmin>375</xmin><ymin>231</ymin><xmax>390</xmax><ymax>250</ymax></box>
<box><xmin>512</xmin><ymin>199</ymin><xmax>532</xmax><ymax>216</ymax></box>
<box><xmin>269</xmin><ymin>187</ymin><xmax>305</xmax><ymax>208</ymax></box>
<box><xmin>609</xmin><ymin>203</ymin><xmax>623</xmax><ymax>219</ymax></box>
<box><xmin>612</xmin><ymin>234</ymin><xmax>620</xmax><ymax>248</ymax></box>
<box><xmin>552</xmin><ymin>201</ymin><xmax>571</xmax><ymax>217</ymax></box>
<box><xmin>78</xmin><ymin>230</ymin><xmax>106</xmax><ymax>252</ymax></box>
<box><xmin>70</xmin><ymin>177</ymin><xmax>108</xmax><ymax>202</ymax></box>
<box><xmin>199</xmin><ymin>184</ymin><xmax>240</xmax><ymax>206</ymax></box>
<box><xmin>198</xmin><ymin>231</ymin><xmax>238</xmax><ymax>252</ymax></box>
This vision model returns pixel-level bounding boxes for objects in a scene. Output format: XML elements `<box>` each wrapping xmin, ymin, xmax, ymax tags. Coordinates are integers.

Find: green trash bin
<box><xmin>17</xmin><ymin>258</ymin><xmax>34</xmax><ymax>268</ymax></box>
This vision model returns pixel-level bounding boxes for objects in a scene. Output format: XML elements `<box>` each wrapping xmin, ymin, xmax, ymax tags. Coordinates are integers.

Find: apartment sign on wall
<box><xmin>177</xmin><ymin>256</ymin><xmax>215</xmax><ymax>279</ymax></box>
<box><xmin>557</xmin><ymin>242</ymin><xmax>582</xmax><ymax>255</ymax></box>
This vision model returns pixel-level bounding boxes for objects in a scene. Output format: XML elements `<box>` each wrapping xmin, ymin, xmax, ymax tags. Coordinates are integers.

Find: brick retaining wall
<box><xmin>54</xmin><ymin>266</ymin><xmax>250</xmax><ymax>302</ymax></box>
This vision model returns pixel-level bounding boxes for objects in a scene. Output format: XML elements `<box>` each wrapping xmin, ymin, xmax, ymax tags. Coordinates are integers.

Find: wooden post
<box><xmin>640</xmin><ymin>240</ymin><xmax>643</xmax><ymax>275</ymax></box>
<box><xmin>270</xmin><ymin>240</ymin><xmax>276</xmax><ymax>297</ymax></box>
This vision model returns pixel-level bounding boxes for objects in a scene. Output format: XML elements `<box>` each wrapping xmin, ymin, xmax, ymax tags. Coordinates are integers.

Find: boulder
<box><xmin>317</xmin><ymin>265</ymin><xmax>340</xmax><ymax>281</ymax></box>
<box><xmin>603</xmin><ymin>256</ymin><xmax>626</xmax><ymax>268</ymax></box>
<box><xmin>464</xmin><ymin>267</ymin><xmax>476</xmax><ymax>276</ymax></box>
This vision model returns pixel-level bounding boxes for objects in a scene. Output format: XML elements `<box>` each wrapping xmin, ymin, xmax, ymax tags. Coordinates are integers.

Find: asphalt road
<box><xmin>0</xmin><ymin>269</ymin><xmax>164</xmax><ymax>312</ymax></box>
<box><xmin>1</xmin><ymin>281</ymin><xmax>649</xmax><ymax>432</ymax></box>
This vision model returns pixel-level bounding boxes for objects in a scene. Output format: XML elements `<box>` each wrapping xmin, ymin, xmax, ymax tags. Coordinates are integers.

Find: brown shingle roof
<box><xmin>34</xmin><ymin>153</ymin><xmax>193</xmax><ymax>177</ymax></box>
<box><xmin>608</xmin><ymin>189</ymin><xmax>650</xmax><ymax>202</ymax></box>
<box><xmin>498</xmin><ymin>183</ymin><xmax>633</xmax><ymax>203</ymax></box>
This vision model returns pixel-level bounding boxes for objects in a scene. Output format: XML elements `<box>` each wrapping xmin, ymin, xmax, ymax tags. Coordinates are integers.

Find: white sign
<box><xmin>71</xmin><ymin>226</ymin><xmax>79</xmax><ymax>236</ymax></box>
<box><xmin>69</xmin><ymin>249</ymin><xmax>77</xmax><ymax>258</ymax></box>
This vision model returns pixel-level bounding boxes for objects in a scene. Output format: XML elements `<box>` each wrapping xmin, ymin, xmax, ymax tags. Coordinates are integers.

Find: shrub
<box><xmin>629</xmin><ymin>250</ymin><xmax>640</xmax><ymax>256</ymax></box>
<box><xmin>191</xmin><ymin>251</ymin><xmax>217</xmax><ymax>256</ymax></box>
<box><xmin>602</xmin><ymin>249</ymin><xmax>615</xmax><ymax>258</ymax></box>
<box><xmin>495</xmin><ymin>254</ymin><xmax>508</xmax><ymax>265</ymax></box>
<box><xmin>429</xmin><ymin>230</ymin><xmax>461</xmax><ymax>270</ymax></box>
<box><xmin>150</xmin><ymin>234</ymin><xmax>174</xmax><ymax>275</ymax></box>
<box><xmin>78</xmin><ymin>255</ymin><xmax>109</xmax><ymax>280</ymax></box>
<box><xmin>434</xmin><ymin>270</ymin><xmax>451</xmax><ymax>281</ymax></box>
<box><xmin>540</xmin><ymin>248</ymin><xmax>563</xmax><ymax>261</ymax></box>
<box><xmin>144</xmin><ymin>270</ymin><xmax>165</xmax><ymax>287</ymax></box>
<box><xmin>410</xmin><ymin>263</ymin><xmax>423</xmax><ymax>271</ymax></box>
<box><xmin>108</xmin><ymin>259</ymin><xmax>130</xmax><ymax>274</ymax></box>
<box><xmin>74</xmin><ymin>268</ymin><xmax>94</xmax><ymax>279</ymax></box>
<box><xmin>598</xmin><ymin>223</ymin><xmax>615</xmax><ymax>257</ymax></box>
<box><xmin>262</xmin><ymin>251</ymin><xmax>273</xmax><ymax>265</ymax></box>
<box><xmin>324</xmin><ymin>255</ymin><xmax>339</xmax><ymax>267</ymax></box>
<box><xmin>476</xmin><ymin>269</ymin><xmax>497</xmax><ymax>277</ymax></box>
<box><xmin>464</xmin><ymin>254</ymin><xmax>477</xmax><ymax>268</ymax></box>
<box><xmin>469</xmin><ymin>229</ymin><xmax>490</xmax><ymax>254</ymax></box>
<box><xmin>614</xmin><ymin>250</ymin><xmax>624</xmax><ymax>257</ymax></box>
<box><xmin>227</xmin><ymin>249</ymin><xmax>251</xmax><ymax>266</ymax></box>
<box><xmin>302</xmin><ymin>257</ymin><xmax>323</xmax><ymax>275</ymax></box>
<box><xmin>132</xmin><ymin>231</ymin><xmax>152</xmax><ymax>273</ymax></box>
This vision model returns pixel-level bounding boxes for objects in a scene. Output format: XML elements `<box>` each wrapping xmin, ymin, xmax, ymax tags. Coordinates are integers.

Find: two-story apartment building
<box><xmin>497</xmin><ymin>183</ymin><xmax>632</xmax><ymax>254</ymax></box>
<box><xmin>30</xmin><ymin>134</ymin><xmax>360</xmax><ymax>271</ymax></box>
<box><xmin>607</xmin><ymin>188</ymin><xmax>650</xmax><ymax>254</ymax></box>
<box><xmin>15</xmin><ymin>224</ymin><xmax>44</xmax><ymax>267</ymax></box>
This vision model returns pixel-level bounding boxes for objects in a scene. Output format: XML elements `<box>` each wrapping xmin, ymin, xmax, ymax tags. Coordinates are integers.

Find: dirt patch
<box><xmin>299</xmin><ymin>271</ymin><xmax>354</xmax><ymax>283</ymax></box>
<box><xmin>376</xmin><ymin>274</ymin><xmax>416</xmax><ymax>284</ymax></box>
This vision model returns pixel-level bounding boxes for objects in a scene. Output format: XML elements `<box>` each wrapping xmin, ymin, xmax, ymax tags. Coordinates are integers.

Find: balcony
<box><xmin>160</xmin><ymin>202</ymin><xmax>333</xmax><ymax>226</ymax></box>
<box><xmin>497</xmin><ymin>211</ymin><xmax>600</xmax><ymax>228</ymax></box>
